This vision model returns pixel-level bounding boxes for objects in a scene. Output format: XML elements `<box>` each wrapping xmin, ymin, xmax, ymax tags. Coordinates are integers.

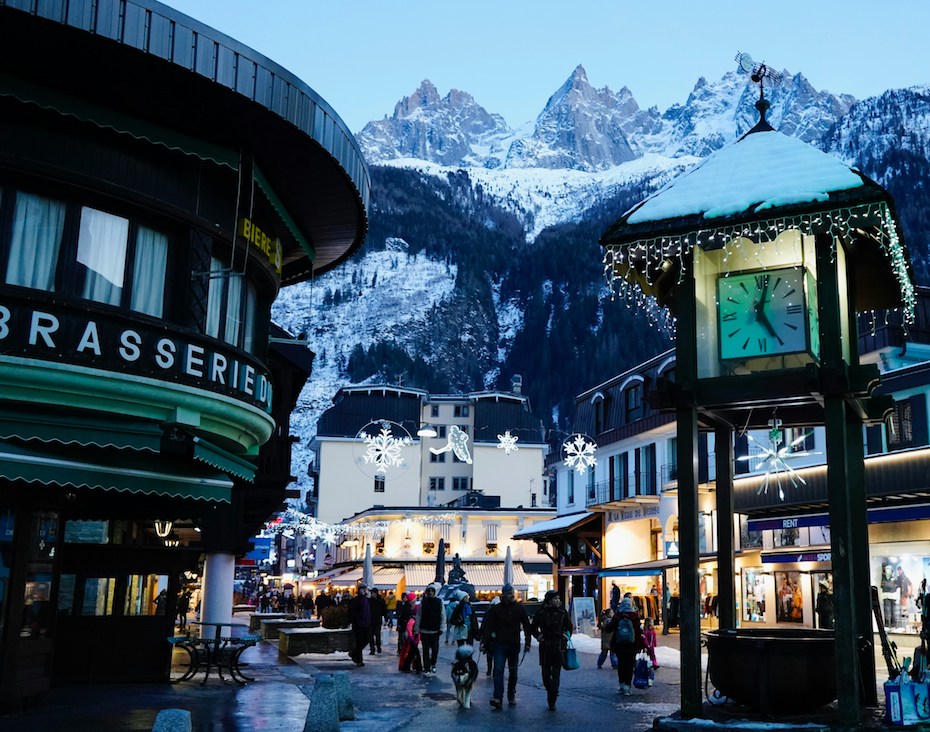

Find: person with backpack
<box><xmin>606</xmin><ymin>592</ymin><xmax>645</xmax><ymax>695</ymax></box>
<box><xmin>449</xmin><ymin>590</ymin><xmax>475</xmax><ymax>646</ymax></box>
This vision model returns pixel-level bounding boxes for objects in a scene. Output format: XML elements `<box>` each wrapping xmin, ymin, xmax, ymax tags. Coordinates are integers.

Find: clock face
<box><xmin>717</xmin><ymin>267</ymin><xmax>810</xmax><ymax>362</ymax></box>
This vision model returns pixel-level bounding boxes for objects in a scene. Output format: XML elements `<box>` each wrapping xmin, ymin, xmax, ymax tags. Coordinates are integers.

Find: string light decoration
<box><xmin>603</xmin><ymin>201</ymin><xmax>916</xmax><ymax>331</ymax></box>
<box><xmin>497</xmin><ymin>430</ymin><xmax>519</xmax><ymax>455</ymax></box>
<box><xmin>265</xmin><ymin>507</ymin><xmax>459</xmax><ymax>544</ymax></box>
<box><xmin>737</xmin><ymin>417</ymin><xmax>820</xmax><ymax>501</ymax></box>
<box><xmin>563</xmin><ymin>433</ymin><xmax>598</xmax><ymax>475</ymax></box>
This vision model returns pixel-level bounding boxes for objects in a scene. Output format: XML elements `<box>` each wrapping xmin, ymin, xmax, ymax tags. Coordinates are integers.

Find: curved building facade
<box><xmin>0</xmin><ymin>0</ymin><xmax>367</xmax><ymax>701</ymax></box>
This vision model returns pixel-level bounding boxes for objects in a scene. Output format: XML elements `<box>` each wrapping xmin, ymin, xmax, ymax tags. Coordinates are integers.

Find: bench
<box><xmin>232</xmin><ymin>604</ymin><xmax>256</xmax><ymax>614</ymax></box>
<box><xmin>247</xmin><ymin>612</ymin><xmax>295</xmax><ymax>632</ymax></box>
<box><xmin>279</xmin><ymin>628</ymin><xmax>353</xmax><ymax>656</ymax></box>
<box><xmin>260</xmin><ymin>617</ymin><xmax>321</xmax><ymax>639</ymax></box>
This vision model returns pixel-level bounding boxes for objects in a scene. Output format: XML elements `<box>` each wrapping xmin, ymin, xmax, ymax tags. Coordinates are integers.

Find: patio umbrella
<box><xmin>434</xmin><ymin>538</ymin><xmax>446</xmax><ymax>585</ymax></box>
<box><xmin>362</xmin><ymin>542</ymin><xmax>374</xmax><ymax>587</ymax></box>
<box><xmin>503</xmin><ymin>545</ymin><xmax>514</xmax><ymax>587</ymax></box>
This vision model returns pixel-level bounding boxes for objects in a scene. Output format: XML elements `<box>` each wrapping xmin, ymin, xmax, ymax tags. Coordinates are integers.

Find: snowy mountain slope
<box><xmin>381</xmin><ymin>153</ymin><xmax>698</xmax><ymax>241</ymax></box>
<box><xmin>271</xmin><ymin>243</ymin><xmax>458</xmax><ymax>494</ymax></box>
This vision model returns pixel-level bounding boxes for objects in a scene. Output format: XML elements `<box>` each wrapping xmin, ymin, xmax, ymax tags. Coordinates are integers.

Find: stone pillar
<box><xmin>201</xmin><ymin>551</ymin><xmax>235</xmax><ymax>626</ymax></box>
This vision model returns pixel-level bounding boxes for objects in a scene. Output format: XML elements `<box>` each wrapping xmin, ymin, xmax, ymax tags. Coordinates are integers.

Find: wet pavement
<box><xmin>0</xmin><ymin>626</ymin><xmax>902</xmax><ymax>731</ymax></box>
<box><xmin>0</xmin><ymin>626</ymin><xmax>683</xmax><ymax>731</ymax></box>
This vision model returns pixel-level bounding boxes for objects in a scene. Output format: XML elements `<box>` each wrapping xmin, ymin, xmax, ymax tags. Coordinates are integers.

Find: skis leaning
<box><xmin>872</xmin><ymin>585</ymin><xmax>902</xmax><ymax>680</ymax></box>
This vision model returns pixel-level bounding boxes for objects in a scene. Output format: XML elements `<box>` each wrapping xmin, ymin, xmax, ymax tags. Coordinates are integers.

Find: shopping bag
<box><xmin>885</xmin><ymin>680</ymin><xmax>930</xmax><ymax>725</ymax></box>
<box><xmin>633</xmin><ymin>651</ymin><xmax>651</xmax><ymax>689</ymax></box>
<box><xmin>562</xmin><ymin>634</ymin><xmax>580</xmax><ymax>670</ymax></box>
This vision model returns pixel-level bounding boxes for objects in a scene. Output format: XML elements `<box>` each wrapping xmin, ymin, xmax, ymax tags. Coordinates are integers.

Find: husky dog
<box><xmin>450</xmin><ymin>645</ymin><xmax>479</xmax><ymax>709</ymax></box>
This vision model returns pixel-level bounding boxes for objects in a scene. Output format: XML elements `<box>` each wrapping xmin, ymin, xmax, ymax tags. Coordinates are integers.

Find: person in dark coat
<box><xmin>347</xmin><ymin>583</ymin><xmax>371</xmax><ymax>667</ymax></box>
<box><xmin>479</xmin><ymin>583</ymin><xmax>532</xmax><ymax>709</ymax></box>
<box><xmin>414</xmin><ymin>583</ymin><xmax>446</xmax><ymax>675</ymax></box>
<box><xmin>396</xmin><ymin>591</ymin><xmax>415</xmax><ymax>654</ymax></box>
<box><xmin>530</xmin><ymin>590</ymin><xmax>573</xmax><ymax>711</ymax></box>
<box><xmin>368</xmin><ymin>587</ymin><xmax>387</xmax><ymax>654</ymax></box>
<box><xmin>605</xmin><ymin>592</ymin><xmax>645</xmax><ymax>695</ymax></box>
<box><xmin>816</xmin><ymin>582</ymin><xmax>835</xmax><ymax>629</ymax></box>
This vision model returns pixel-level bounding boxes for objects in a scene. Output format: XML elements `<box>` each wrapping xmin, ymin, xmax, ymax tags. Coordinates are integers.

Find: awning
<box><xmin>310</xmin><ymin>567</ymin><xmax>353</xmax><ymax>584</ymax></box>
<box><xmin>599</xmin><ymin>554</ymin><xmax>719</xmax><ymax>578</ymax></box>
<box><xmin>192</xmin><ymin>437</ymin><xmax>255</xmax><ymax>482</ymax></box>
<box><xmin>462</xmin><ymin>562</ymin><xmax>529</xmax><ymax>591</ymax></box>
<box><xmin>0</xmin><ymin>440</ymin><xmax>231</xmax><ymax>502</ymax></box>
<box><xmin>0</xmin><ymin>408</ymin><xmax>162</xmax><ymax>452</ymax></box>
<box><xmin>512</xmin><ymin>511</ymin><xmax>599</xmax><ymax>540</ymax></box>
<box><xmin>371</xmin><ymin>566</ymin><xmax>406</xmax><ymax>590</ymax></box>
<box><xmin>404</xmin><ymin>563</ymin><xmax>440</xmax><ymax>591</ymax></box>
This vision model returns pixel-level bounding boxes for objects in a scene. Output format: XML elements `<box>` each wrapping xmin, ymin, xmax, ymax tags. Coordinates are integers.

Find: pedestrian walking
<box><xmin>606</xmin><ymin>592</ymin><xmax>645</xmax><ymax>695</ymax></box>
<box><xmin>414</xmin><ymin>583</ymin><xmax>446</xmax><ymax>676</ymax></box>
<box><xmin>448</xmin><ymin>590</ymin><xmax>476</xmax><ymax>646</ymax></box>
<box><xmin>597</xmin><ymin>608</ymin><xmax>618</xmax><ymax>669</ymax></box>
<box><xmin>385</xmin><ymin>590</ymin><xmax>397</xmax><ymax>629</ymax></box>
<box><xmin>530</xmin><ymin>590</ymin><xmax>573</xmax><ymax>711</ymax></box>
<box><xmin>479</xmin><ymin>583</ymin><xmax>531</xmax><ymax>709</ymax></box>
<box><xmin>368</xmin><ymin>587</ymin><xmax>387</xmax><ymax>654</ymax></box>
<box><xmin>396</xmin><ymin>591</ymin><xmax>415</xmax><ymax>653</ymax></box>
<box><xmin>347</xmin><ymin>583</ymin><xmax>371</xmax><ymax>668</ymax></box>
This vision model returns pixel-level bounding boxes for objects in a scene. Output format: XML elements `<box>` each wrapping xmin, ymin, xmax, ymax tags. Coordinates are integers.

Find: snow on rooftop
<box><xmin>626</xmin><ymin>130</ymin><xmax>865</xmax><ymax>225</ymax></box>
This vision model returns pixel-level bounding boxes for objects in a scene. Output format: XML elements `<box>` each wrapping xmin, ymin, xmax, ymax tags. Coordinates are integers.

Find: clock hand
<box><xmin>754</xmin><ymin>277</ymin><xmax>778</xmax><ymax>339</ymax></box>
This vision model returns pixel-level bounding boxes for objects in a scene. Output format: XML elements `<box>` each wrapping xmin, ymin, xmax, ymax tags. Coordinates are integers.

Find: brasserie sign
<box><xmin>0</xmin><ymin>300</ymin><xmax>272</xmax><ymax>411</ymax></box>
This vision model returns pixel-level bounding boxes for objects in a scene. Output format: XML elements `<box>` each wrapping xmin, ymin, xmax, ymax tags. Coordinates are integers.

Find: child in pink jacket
<box><xmin>642</xmin><ymin>617</ymin><xmax>659</xmax><ymax>668</ymax></box>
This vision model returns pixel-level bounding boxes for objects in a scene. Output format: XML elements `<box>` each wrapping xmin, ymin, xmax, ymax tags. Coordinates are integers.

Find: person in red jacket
<box><xmin>606</xmin><ymin>592</ymin><xmax>645</xmax><ymax>695</ymax></box>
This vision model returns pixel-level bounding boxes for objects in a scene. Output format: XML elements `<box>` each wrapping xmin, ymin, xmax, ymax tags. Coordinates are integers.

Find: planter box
<box><xmin>279</xmin><ymin>628</ymin><xmax>353</xmax><ymax>656</ymax></box>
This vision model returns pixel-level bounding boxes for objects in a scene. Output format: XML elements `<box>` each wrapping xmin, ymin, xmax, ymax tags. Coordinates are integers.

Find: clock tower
<box><xmin>600</xmin><ymin>97</ymin><xmax>914</xmax><ymax>725</ymax></box>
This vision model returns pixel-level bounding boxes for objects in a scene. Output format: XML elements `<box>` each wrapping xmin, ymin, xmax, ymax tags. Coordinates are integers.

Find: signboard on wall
<box><xmin>570</xmin><ymin>596</ymin><xmax>597</xmax><ymax>638</ymax></box>
<box><xmin>606</xmin><ymin>504</ymin><xmax>661</xmax><ymax>524</ymax></box>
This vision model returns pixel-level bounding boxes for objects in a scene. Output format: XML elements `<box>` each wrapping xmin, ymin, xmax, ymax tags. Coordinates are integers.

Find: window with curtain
<box><xmin>204</xmin><ymin>257</ymin><xmax>259</xmax><ymax>353</ymax></box>
<box><xmin>2</xmin><ymin>190</ymin><xmax>170</xmax><ymax>316</ymax></box>
<box><xmin>78</xmin><ymin>207</ymin><xmax>128</xmax><ymax>306</ymax></box>
<box><xmin>130</xmin><ymin>226</ymin><xmax>167</xmax><ymax>317</ymax></box>
<box><xmin>6</xmin><ymin>191</ymin><xmax>65</xmax><ymax>290</ymax></box>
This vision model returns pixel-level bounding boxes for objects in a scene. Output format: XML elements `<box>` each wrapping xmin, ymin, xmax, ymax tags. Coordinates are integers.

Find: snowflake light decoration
<box><xmin>497</xmin><ymin>430</ymin><xmax>519</xmax><ymax>455</ymax></box>
<box><xmin>361</xmin><ymin>422</ymin><xmax>412</xmax><ymax>474</ymax></box>
<box><xmin>563</xmin><ymin>433</ymin><xmax>597</xmax><ymax>475</ymax></box>
<box><xmin>737</xmin><ymin>418</ymin><xmax>820</xmax><ymax>501</ymax></box>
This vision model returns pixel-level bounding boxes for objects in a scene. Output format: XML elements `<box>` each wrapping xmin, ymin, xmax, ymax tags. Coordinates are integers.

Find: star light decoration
<box><xmin>360</xmin><ymin>420</ymin><xmax>412</xmax><ymax>474</ymax></box>
<box><xmin>737</xmin><ymin>418</ymin><xmax>820</xmax><ymax>501</ymax></box>
<box><xmin>563</xmin><ymin>433</ymin><xmax>598</xmax><ymax>475</ymax></box>
<box><xmin>497</xmin><ymin>430</ymin><xmax>519</xmax><ymax>455</ymax></box>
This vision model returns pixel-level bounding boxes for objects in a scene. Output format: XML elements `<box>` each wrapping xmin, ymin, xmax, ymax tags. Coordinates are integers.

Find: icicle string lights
<box><xmin>603</xmin><ymin>201</ymin><xmax>916</xmax><ymax>328</ymax></box>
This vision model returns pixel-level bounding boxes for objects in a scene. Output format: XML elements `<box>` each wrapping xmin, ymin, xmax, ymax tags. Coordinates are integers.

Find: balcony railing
<box><xmin>586</xmin><ymin>472</ymin><xmax>659</xmax><ymax>507</ymax></box>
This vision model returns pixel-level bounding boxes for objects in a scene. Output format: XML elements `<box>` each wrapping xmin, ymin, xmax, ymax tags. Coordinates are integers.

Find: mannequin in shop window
<box><xmin>880</xmin><ymin>564</ymin><xmax>899</xmax><ymax>629</ymax></box>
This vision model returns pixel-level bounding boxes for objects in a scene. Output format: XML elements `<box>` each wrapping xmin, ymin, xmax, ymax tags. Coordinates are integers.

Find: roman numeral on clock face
<box><xmin>786</xmin><ymin>304</ymin><xmax>803</xmax><ymax>315</ymax></box>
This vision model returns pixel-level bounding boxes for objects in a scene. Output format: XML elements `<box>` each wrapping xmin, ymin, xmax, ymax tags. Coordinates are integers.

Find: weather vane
<box><xmin>735</xmin><ymin>52</ymin><xmax>782</xmax><ymax>127</ymax></box>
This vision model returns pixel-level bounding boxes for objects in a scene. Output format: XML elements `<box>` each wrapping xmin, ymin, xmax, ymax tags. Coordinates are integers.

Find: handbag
<box><xmin>562</xmin><ymin>633</ymin><xmax>580</xmax><ymax>671</ymax></box>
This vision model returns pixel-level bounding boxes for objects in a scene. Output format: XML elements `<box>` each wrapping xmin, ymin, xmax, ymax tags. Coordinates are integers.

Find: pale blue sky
<box><xmin>163</xmin><ymin>1</ymin><xmax>930</xmax><ymax>134</ymax></box>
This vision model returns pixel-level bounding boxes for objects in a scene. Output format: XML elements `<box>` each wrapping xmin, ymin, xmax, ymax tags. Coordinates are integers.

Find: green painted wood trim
<box><xmin>0</xmin><ymin>357</ymin><xmax>273</xmax><ymax>455</ymax></box>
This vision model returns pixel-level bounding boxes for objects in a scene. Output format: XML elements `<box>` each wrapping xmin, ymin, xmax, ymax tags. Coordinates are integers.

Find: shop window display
<box><xmin>775</xmin><ymin>570</ymin><xmax>803</xmax><ymax>623</ymax></box>
<box><xmin>743</xmin><ymin>568</ymin><xmax>768</xmax><ymax>622</ymax></box>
